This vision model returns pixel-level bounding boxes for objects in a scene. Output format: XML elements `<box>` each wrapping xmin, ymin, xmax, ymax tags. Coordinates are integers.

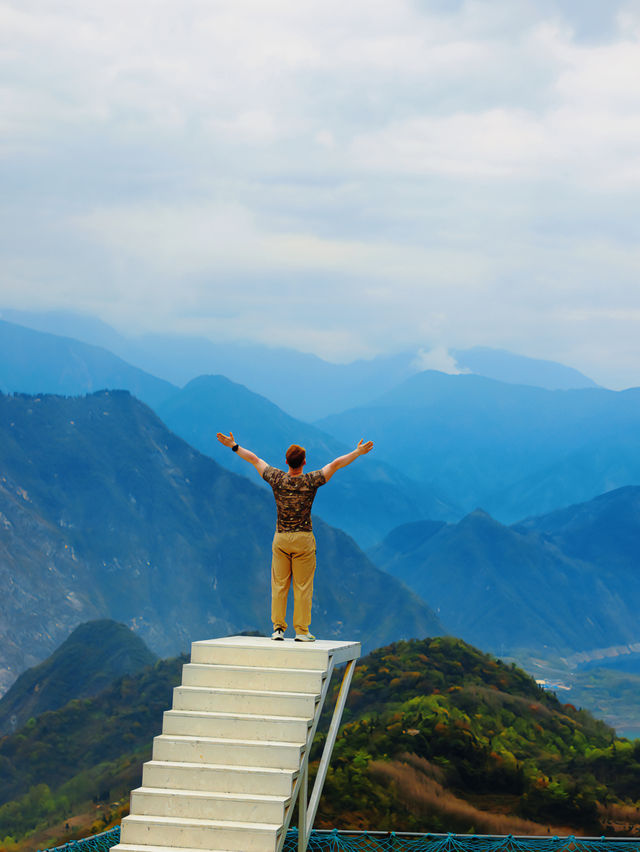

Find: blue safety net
<box><xmin>284</xmin><ymin>830</ymin><xmax>640</xmax><ymax>852</ymax></box>
<box><xmin>38</xmin><ymin>826</ymin><xmax>640</xmax><ymax>852</ymax></box>
<box><xmin>39</xmin><ymin>826</ymin><xmax>121</xmax><ymax>852</ymax></box>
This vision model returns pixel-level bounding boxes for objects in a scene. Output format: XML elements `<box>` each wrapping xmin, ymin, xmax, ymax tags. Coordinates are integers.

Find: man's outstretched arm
<box><xmin>216</xmin><ymin>431</ymin><xmax>268</xmax><ymax>477</ymax></box>
<box><xmin>321</xmin><ymin>439</ymin><xmax>374</xmax><ymax>482</ymax></box>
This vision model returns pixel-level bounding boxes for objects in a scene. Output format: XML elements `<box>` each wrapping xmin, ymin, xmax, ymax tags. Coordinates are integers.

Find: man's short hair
<box><xmin>286</xmin><ymin>444</ymin><xmax>306</xmax><ymax>469</ymax></box>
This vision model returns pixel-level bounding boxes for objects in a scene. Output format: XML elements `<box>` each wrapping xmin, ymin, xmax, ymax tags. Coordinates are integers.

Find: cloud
<box><xmin>349</xmin><ymin>21</ymin><xmax>640</xmax><ymax>187</ymax></box>
<box><xmin>412</xmin><ymin>347</ymin><xmax>470</xmax><ymax>375</ymax></box>
<box><xmin>1</xmin><ymin>0</ymin><xmax>640</xmax><ymax>386</ymax></box>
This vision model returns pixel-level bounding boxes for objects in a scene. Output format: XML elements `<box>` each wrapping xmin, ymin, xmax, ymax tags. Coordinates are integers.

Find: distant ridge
<box><xmin>0</xmin><ymin>620</ymin><xmax>156</xmax><ymax>735</ymax></box>
<box><xmin>515</xmin><ymin>484</ymin><xmax>640</xmax><ymax>570</ymax></box>
<box><xmin>318</xmin><ymin>370</ymin><xmax>640</xmax><ymax>521</ymax></box>
<box><xmin>0</xmin><ymin>319</ymin><xmax>176</xmax><ymax>407</ymax></box>
<box><xmin>368</xmin><ymin>486</ymin><xmax>640</xmax><ymax>659</ymax></box>
<box><xmin>0</xmin><ymin>309</ymin><xmax>602</xmax><ymax>418</ymax></box>
<box><xmin>453</xmin><ymin>345</ymin><xmax>598</xmax><ymax>390</ymax></box>
<box><xmin>0</xmin><ymin>310</ymin><xmax>416</xmax><ymax>420</ymax></box>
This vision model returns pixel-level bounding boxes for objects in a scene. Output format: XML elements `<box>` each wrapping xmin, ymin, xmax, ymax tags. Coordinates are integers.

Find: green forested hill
<box><xmin>3</xmin><ymin>637</ymin><xmax>640</xmax><ymax>848</ymax></box>
<box><xmin>314</xmin><ymin>637</ymin><xmax>633</xmax><ymax>834</ymax></box>
<box><xmin>0</xmin><ymin>656</ymin><xmax>185</xmax><ymax>846</ymax></box>
<box><xmin>0</xmin><ymin>621</ymin><xmax>156</xmax><ymax>736</ymax></box>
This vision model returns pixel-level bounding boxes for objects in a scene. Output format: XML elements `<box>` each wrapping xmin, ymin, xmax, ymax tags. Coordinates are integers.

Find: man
<box><xmin>216</xmin><ymin>432</ymin><xmax>374</xmax><ymax>642</ymax></box>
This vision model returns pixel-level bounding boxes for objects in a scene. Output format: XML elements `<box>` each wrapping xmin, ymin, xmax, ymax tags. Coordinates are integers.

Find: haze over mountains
<box><xmin>452</xmin><ymin>346</ymin><xmax>599</xmax><ymax>390</ymax></box>
<box><xmin>0</xmin><ymin>389</ymin><xmax>441</xmax><ymax>693</ymax></box>
<box><xmin>0</xmin><ymin>311</ymin><xmax>598</xmax><ymax>419</ymax></box>
<box><xmin>0</xmin><ymin>318</ymin><xmax>451</xmax><ymax>545</ymax></box>
<box><xmin>319</xmin><ymin>370</ymin><xmax>640</xmax><ymax>521</ymax></box>
<box><xmin>368</xmin><ymin>486</ymin><xmax>640</xmax><ymax>659</ymax></box>
<box><xmin>0</xmin><ymin>319</ymin><xmax>176</xmax><ymax>408</ymax></box>
<box><xmin>2</xmin><ymin>315</ymin><xmax>639</xmax><ymax>533</ymax></box>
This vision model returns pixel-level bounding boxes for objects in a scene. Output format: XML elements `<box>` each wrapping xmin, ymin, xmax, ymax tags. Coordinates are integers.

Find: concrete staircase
<box><xmin>113</xmin><ymin>635</ymin><xmax>360</xmax><ymax>852</ymax></box>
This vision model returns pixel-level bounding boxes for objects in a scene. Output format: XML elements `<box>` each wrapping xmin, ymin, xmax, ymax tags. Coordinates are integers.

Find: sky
<box><xmin>1</xmin><ymin>0</ymin><xmax>640</xmax><ymax>388</ymax></box>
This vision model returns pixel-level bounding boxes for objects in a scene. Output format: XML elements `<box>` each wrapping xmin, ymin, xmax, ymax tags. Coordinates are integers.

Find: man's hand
<box><xmin>216</xmin><ymin>432</ymin><xmax>268</xmax><ymax>476</ymax></box>
<box><xmin>216</xmin><ymin>431</ymin><xmax>235</xmax><ymax>448</ymax></box>
<box><xmin>321</xmin><ymin>437</ymin><xmax>374</xmax><ymax>482</ymax></box>
<box><xmin>357</xmin><ymin>439</ymin><xmax>374</xmax><ymax>455</ymax></box>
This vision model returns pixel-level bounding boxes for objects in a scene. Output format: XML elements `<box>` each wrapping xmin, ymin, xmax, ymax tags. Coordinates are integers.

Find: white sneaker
<box><xmin>295</xmin><ymin>632</ymin><xmax>316</xmax><ymax>642</ymax></box>
<box><xmin>271</xmin><ymin>627</ymin><xmax>285</xmax><ymax>640</ymax></box>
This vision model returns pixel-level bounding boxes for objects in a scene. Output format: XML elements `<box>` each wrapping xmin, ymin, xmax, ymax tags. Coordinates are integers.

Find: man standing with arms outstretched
<box><xmin>216</xmin><ymin>433</ymin><xmax>374</xmax><ymax>642</ymax></box>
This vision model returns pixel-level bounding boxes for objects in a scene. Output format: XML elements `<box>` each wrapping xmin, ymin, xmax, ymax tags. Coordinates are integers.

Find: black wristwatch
<box><xmin>231</xmin><ymin>443</ymin><xmax>239</xmax><ymax>452</ymax></box>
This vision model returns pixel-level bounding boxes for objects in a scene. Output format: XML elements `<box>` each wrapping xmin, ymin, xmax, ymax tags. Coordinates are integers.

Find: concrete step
<box><xmin>162</xmin><ymin>709</ymin><xmax>311</xmax><ymax>743</ymax></box>
<box><xmin>152</xmin><ymin>734</ymin><xmax>304</xmax><ymax>770</ymax></box>
<box><xmin>181</xmin><ymin>663</ymin><xmax>326</xmax><ymax>694</ymax></box>
<box><xmin>120</xmin><ymin>814</ymin><xmax>280</xmax><ymax>852</ymax></box>
<box><xmin>172</xmin><ymin>685</ymin><xmax>319</xmax><ymax>718</ymax></box>
<box><xmin>191</xmin><ymin>639</ymin><xmax>330</xmax><ymax>671</ymax></box>
<box><xmin>130</xmin><ymin>786</ymin><xmax>290</xmax><ymax>823</ymax></box>
<box><xmin>142</xmin><ymin>760</ymin><xmax>297</xmax><ymax>797</ymax></box>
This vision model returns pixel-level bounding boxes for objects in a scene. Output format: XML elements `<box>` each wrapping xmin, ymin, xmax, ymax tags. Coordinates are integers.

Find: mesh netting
<box><xmin>283</xmin><ymin>831</ymin><xmax>640</xmax><ymax>852</ymax></box>
<box><xmin>38</xmin><ymin>826</ymin><xmax>640</xmax><ymax>852</ymax></box>
<box><xmin>39</xmin><ymin>826</ymin><xmax>122</xmax><ymax>852</ymax></box>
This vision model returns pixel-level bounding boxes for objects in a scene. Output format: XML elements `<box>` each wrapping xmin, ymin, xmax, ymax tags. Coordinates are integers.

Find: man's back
<box><xmin>262</xmin><ymin>466</ymin><xmax>326</xmax><ymax>532</ymax></box>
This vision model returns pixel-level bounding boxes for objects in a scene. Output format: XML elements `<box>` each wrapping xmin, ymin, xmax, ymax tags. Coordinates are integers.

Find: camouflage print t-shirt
<box><xmin>262</xmin><ymin>466</ymin><xmax>327</xmax><ymax>532</ymax></box>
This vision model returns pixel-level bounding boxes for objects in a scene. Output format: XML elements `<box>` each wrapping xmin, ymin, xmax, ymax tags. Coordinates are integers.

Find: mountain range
<box><xmin>3</xmin><ymin>317</ymin><xmax>638</xmax><ymax>531</ymax></box>
<box><xmin>0</xmin><ymin>318</ymin><xmax>455</xmax><ymax>545</ymax></box>
<box><xmin>2</xmin><ymin>313</ymin><xmax>640</xmax><ymax>693</ymax></box>
<box><xmin>0</xmin><ymin>389</ymin><xmax>442</xmax><ymax>694</ymax></box>
<box><xmin>452</xmin><ymin>346</ymin><xmax>599</xmax><ymax>390</ymax></box>
<box><xmin>319</xmin><ymin>370</ymin><xmax>640</xmax><ymax>521</ymax></box>
<box><xmin>368</xmin><ymin>486</ymin><xmax>640</xmax><ymax>659</ymax></box>
<box><xmin>0</xmin><ymin>311</ymin><xmax>598</xmax><ymax>419</ymax></box>
<box><xmin>0</xmin><ymin>319</ymin><xmax>176</xmax><ymax>408</ymax></box>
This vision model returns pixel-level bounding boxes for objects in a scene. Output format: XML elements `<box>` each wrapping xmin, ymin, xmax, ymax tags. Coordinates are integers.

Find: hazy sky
<box><xmin>2</xmin><ymin>0</ymin><xmax>640</xmax><ymax>387</ymax></box>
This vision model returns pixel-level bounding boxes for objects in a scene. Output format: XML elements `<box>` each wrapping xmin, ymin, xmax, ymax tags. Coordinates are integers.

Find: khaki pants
<box><xmin>271</xmin><ymin>531</ymin><xmax>316</xmax><ymax>634</ymax></box>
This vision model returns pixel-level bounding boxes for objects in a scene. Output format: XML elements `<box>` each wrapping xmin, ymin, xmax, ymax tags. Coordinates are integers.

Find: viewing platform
<box><xmin>112</xmin><ymin>635</ymin><xmax>361</xmax><ymax>852</ymax></box>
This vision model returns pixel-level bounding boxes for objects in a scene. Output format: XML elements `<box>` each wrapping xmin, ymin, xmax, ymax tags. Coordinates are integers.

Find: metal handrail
<box><xmin>273</xmin><ymin>653</ymin><xmax>358</xmax><ymax>852</ymax></box>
